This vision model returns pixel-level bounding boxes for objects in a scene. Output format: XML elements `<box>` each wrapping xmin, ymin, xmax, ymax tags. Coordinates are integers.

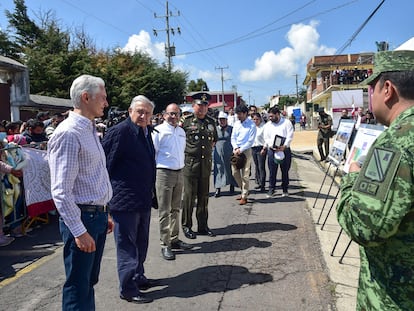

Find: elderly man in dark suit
<box><xmin>102</xmin><ymin>95</ymin><xmax>156</xmax><ymax>304</ymax></box>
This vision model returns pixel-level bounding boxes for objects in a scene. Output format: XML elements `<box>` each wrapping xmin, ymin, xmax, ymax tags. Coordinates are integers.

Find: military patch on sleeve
<box><xmin>353</xmin><ymin>147</ymin><xmax>402</xmax><ymax>202</ymax></box>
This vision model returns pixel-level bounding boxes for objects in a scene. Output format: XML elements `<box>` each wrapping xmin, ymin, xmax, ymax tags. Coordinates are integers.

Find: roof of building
<box><xmin>29</xmin><ymin>94</ymin><xmax>72</xmax><ymax>108</ymax></box>
<box><xmin>0</xmin><ymin>56</ymin><xmax>27</xmax><ymax>72</ymax></box>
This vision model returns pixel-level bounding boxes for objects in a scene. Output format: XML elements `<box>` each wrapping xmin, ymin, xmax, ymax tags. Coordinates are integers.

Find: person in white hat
<box><xmin>213</xmin><ymin>111</ymin><xmax>237</xmax><ymax>197</ymax></box>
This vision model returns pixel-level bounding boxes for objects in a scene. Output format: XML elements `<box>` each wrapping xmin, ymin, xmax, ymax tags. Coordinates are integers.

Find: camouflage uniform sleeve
<box><xmin>336</xmin><ymin>150</ymin><xmax>413</xmax><ymax>247</ymax></box>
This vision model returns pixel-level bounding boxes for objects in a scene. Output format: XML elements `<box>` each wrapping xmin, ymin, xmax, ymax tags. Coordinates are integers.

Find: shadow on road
<box><xmin>145</xmin><ymin>265</ymin><xmax>273</xmax><ymax>299</ymax></box>
<box><xmin>214</xmin><ymin>221</ymin><xmax>297</xmax><ymax>235</ymax></box>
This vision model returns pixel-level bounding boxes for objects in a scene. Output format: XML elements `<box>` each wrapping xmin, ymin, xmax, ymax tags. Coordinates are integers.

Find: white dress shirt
<box><xmin>252</xmin><ymin>122</ymin><xmax>265</xmax><ymax>147</ymax></box>
<box><xmin>231</xmin><ymin>117</ymin><xmax>256</xmax><ymax>152</ymax></box>
<box><xmin>263</xmin><ymin>117</ymin><xmax>294</xmax><ymax>148</ymax></box>
<box><xmin>48</xmin><ymin>111</ymin><xmax>113</xmax><ymax>237</ymax></box>
<box><xmin>152</xmin><ymin>122</ymin><xmax>186</xmax><ymax>170</ymax></box>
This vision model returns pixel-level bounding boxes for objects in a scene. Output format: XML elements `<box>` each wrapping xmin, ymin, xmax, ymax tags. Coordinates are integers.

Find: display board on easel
<box><xmin>343</xmin><ymin>124</ymin><xmax>385</xmax><ymax>173</ymax></box>
<box><xmin>328</xmin><ymin>119</ymin><xmax>355</xmax><ymax>166</ymax></box>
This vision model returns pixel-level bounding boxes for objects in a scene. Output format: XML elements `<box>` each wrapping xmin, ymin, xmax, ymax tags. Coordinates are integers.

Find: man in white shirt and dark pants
<box><xmin>261</xmin><ymin>106</ymin><xmax>294</xmax><ymax>198</ymax></box>
<box><xmin>152</xmin><ymin>103</ymin><xmax>193</xmax><ymax>261</ymax></box>
<box><xmin>231</xmin><ymin>104</ymin><xmax>256</xmax><ymax>205</ymax></box>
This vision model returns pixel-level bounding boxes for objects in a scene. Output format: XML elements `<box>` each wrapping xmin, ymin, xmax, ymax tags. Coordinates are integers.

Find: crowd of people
<box><xmin>0</xmin><ymin>76</ymin><xmax>296</xmax><ymax>307</ymax></box>
<box><xmin>2</xmin><ymin>49</ymin><xmax>414</xmax><ymax>310</ymax></box>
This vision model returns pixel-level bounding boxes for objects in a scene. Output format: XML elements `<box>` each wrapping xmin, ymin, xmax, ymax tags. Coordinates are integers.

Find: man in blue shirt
<box><xmin>231</xmin><ymin>104</ymin><xmax>256</xmax><ymax>205</ymax></box>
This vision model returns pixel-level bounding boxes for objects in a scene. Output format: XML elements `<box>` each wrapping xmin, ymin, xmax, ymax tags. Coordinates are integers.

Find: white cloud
<box><xmin>121</xmin><ymin>30</ymin><xmax>165</xmax><ymax>60</ymax></box>
<box><xmin>240</xmin><ymin>21</ymin><xmax>336</xmax><ymax>82</ymax></box>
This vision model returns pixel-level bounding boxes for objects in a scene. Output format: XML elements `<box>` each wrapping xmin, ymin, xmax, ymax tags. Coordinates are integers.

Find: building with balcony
<box><xmin>303</xmin><ymin>53</ymin><xmax>374</xmax><ymax>128</ymax></box>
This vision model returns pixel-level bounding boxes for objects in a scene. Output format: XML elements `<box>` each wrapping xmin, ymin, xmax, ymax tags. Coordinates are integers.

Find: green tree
<box><xmin>4</xmin><ymin>0</ymin><xmax>188</xmax><ymax>113</ymax></box>
<box><xmin>187</xmin><ymin>78</ymin><xmax>209</xmax><ymax>92</ymax></box>
<box><xmin>0</xmin><ymin>29</ymin><xmax>19</xmax><ymax>58</ymax></box>
<box><xmin>5</xmin><ymin>0</ymin><xmax>42</xmax><ymax>49</ymax></box>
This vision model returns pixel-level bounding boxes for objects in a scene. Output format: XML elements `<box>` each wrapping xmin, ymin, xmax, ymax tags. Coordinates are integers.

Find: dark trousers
<box><xmin>317</xmin><ymin>131</ymin><xmax>330</xmax><ymax>160</ymax></box>
<box><xmin>251</xmin><ymin>146</ymin><xmax>266</xmax><ymax>188</ymax></box>
<box><xmin>267</xmin><ymin>148</ymin><xmax>292</xmax><ymax>192</ymax></box>
<box><xmin>60</xmin><ymin>211</ymin><xmax>108</xmax><ymax>311</ymax></box>
<box><xmin>112</xmin><ymin>210</ymin><xmax>151</xmax><ymax>297</ymax></box>
<box><xmin>182</xmin><ymin>175</ymin><xmax>209</xmax><ymax>231</ymax></box>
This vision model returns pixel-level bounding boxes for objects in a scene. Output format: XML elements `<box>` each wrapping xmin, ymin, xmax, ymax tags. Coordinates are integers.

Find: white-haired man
<box><xmin>48</xmin><ymin>74</ymin><xmax>114</xmax><ymax>310</ymax></box>
<box><xmin>102</xmin><ymin>95</ymin><xmax>156</xmax><ymax>304</ymax></box>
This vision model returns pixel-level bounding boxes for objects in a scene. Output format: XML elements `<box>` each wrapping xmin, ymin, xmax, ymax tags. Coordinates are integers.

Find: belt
<box><xmin>157</xmin><ymin>167</ymin><xmax>182</xmax><ymax>172</ymax></box>
<box><xmin>77</xmin><ymin>204</ymin><xmax>107</xmax><ymax>213</ymax></box>
<box><xmin>252</xmin><ymin>146</ymin><xmax>263</xmax><ymax>150</ymax></box>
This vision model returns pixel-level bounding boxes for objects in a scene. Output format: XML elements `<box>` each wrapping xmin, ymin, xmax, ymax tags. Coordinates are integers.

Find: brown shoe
<box><xmin>239</xmin><ymin>198</ymin><xmax>247</xmax><ymax>205</ymax></box>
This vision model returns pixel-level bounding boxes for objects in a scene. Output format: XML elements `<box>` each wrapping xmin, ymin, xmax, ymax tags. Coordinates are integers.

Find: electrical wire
<box><xmin>177</xmin><ymin>0</ymin><xmax>358</xmax><ymax>56</ymax></box>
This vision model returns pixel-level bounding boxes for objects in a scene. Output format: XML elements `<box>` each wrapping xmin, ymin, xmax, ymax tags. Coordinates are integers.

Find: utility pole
<box><xmin>215</xmin><ymin>66</ymin><xmax>229</xmax><ymax>111</ymax></box>
<box><xmin>294</xmin><ymin>74</ymin><xmax>299</xmax><ymax>105</ymax></box>
<box><xmin>153</xmin><ymin>1</ymin><xmax>181</xmax><ymax>71</ymax></box>
<box><xmin>247</xmin><ymin>90</ymin><xmax>252</xmax><ymax>106</ymax></box>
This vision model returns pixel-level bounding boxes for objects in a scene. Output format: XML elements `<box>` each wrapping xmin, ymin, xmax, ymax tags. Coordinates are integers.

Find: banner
<box><xmin>22</xmin><ymin>148</ymin><xmax>55</xmax><ymax>216</ymax></box>
<box><xmin>331</xmin><ymin>89</ymin><xmax>363</xmax><ymax>129</ymax></box>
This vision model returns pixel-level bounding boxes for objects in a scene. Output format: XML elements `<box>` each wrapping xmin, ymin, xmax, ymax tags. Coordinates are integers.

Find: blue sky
<box><xmin>0</xmin><ymin>0</ymin><xmax>412</xmax><ymax>106</ymax></box>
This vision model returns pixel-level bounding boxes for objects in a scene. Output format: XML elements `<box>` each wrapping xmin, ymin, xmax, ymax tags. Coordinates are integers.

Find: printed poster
<box><xmin>343</xmin><ymin>124</ymin><xmax>385</xmax><ymax>173</ymax></box>
<box><xmin>328</xmin><ymin>119</ymin><xmax>355</xmax><ymax>165</ymax></box>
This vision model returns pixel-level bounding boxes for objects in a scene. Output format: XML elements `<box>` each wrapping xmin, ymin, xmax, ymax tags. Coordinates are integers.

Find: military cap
<box><xmin>192</xmin><ymin>92</ymin><xmax>211</xmax><ymax>105</ymax></box>
<box><xmin>362</xmin><ymin>50</ymin><xmax>414</xmax><ymax>85</ymax></box>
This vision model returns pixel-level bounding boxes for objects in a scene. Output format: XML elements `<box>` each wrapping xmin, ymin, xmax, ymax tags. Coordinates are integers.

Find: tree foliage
<box><xmin>2</xmin><ymin>0</ymin><xmax>189</xmax><ymax>114</ymax></box>
<box><xmin>187</xmin><ymin>78</ymin><xmax>209</xmax><ymax>92</ymax></box>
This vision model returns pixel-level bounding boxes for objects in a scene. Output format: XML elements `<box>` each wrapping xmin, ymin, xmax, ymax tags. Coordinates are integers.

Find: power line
<box><xmin>335</xmin><ymin>0</ymin><xmax>386</xmax><ymax>55</ymax></box>
<box><xmin>177</xmin><ymin>0</ymin><xmax>358</xmax><ymax>56</ymax></box>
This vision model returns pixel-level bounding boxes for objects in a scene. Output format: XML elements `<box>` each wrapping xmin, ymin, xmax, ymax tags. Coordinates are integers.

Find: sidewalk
<box><xmin>291</xmin><ymin>130</ymin><xmax>359</xmax><ymax>311</ymax></box>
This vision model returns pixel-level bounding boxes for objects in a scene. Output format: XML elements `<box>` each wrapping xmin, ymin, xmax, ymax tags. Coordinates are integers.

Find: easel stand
<box><xmin>330</xmin><ymin>228</ymin><xmax>353</xmax><ymax>263</ymax></box>
<box><xmin>314</xmin><ymin>161</ymin><xmax>340</xmax><ymax>225</ymax></box>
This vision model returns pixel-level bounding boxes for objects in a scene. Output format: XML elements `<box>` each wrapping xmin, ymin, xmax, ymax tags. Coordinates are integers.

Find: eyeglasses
<box><xmin>164</xmin><ymin>112</ymin><xmax>181</xmax><ymax>117</ymax></box>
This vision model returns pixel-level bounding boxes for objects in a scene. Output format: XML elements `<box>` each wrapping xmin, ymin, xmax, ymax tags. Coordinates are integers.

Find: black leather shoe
<box><xmin>161</xmin><ymin>247</ymin><xmax>175</xmax><ymax>260</ymax></box>
<box><xmin>138</xmin><ymin>279</ymin><xmax>159</xmax><ymax>290</ymax></box>
<box><xmin>254</xmin><ymin>185</ymin><xmax>261</xmax><ymax>189</ymax></box>
<box><xmin>183</xmin><ymin>227</ymin><xmax>196</xmax><ymax>239</ymax></box>
<box><xmin>214</xmin><ymin>188</ymin><xmax>221</xmax><ymax>197</ymax></box>
<box><xmin>171</xmin><ymin>239</ymin><xmax>194</xmax><ymax>250</ymax></box>
<box><xmin>198</xmin><ymin>228</ymin><xmax>216</xmax><ymax>237</ymax></box>
<box><xmin>120</xmin><ymin>294</ymin><xmax>153</xmax><ymax>304</ymax></box>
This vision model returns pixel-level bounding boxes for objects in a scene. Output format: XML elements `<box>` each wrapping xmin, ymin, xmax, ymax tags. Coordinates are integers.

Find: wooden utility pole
<box><xmin>154</xmin><ymin>1</ymin><xmax>180</xmax><ymax>71</ymax></box>
<box><xmin>215</xmin><ymin>66</ymin><xmax>229</xmax><ymax>111</ymax></box>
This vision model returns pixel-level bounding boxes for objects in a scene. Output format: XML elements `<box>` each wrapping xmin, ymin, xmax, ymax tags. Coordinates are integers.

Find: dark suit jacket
<box><xmin>102</xmin><ymin>117</ymin><xmax>156</xmax><ymax>212</ymax></box>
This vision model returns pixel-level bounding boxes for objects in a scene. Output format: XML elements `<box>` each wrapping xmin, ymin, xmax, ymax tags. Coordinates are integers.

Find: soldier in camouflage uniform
<box><xmin>316</xmin><ymin>107</ymin><xmax>333</xmax><ymax>161</ymax></box>
<box><xmin>180</xmin><ymin>92</ymin><xmax>218</xmax><ymax>239</ymax></box>
<box><xmin>336</xmin><ymin>50</ymin><xmax>414</xmax><ymax>311</ymax></box>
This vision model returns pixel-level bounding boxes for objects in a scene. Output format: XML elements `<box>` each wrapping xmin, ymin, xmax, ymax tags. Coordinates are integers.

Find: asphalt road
<box><xmin>0</xmin><ymin>153</ymin><xmax>336</xmax><ymax>311</ymax></box>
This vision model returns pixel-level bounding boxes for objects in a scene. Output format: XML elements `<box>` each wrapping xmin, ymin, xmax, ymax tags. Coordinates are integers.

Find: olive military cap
<box><xmin>362</xmin><ymin>50</ymin><xmax>414</xmax><ymax>85</ymax></box>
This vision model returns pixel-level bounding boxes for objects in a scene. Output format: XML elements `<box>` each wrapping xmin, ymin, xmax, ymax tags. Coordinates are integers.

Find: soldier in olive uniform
<box><xmin>181</xmin><ymin>93</ymin><xmax>218</xmax><ymax>239</ymax></box>
<box><xmin>336</xmin><ymin>50</ymin><xmax>414</xmax><ymax>311</ymax></box>
<box><xmin>316</xmin><ymin>108</ymin><xmax>333</xmax><ymax>161</ymax></box>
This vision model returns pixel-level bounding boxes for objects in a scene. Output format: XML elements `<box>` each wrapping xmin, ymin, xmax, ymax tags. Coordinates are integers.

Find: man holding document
<box><xmin>262</xmin><ymin>106</ymin><xmax>294</xmax><ymax>198</ymax></box>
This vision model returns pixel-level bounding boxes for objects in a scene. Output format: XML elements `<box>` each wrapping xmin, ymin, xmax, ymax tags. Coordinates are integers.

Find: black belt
<box><xmin>77</xmin><ymin>204</ymin><xmax>107</xmax><ymax>213</ymax></box>
<box><xmin>252</xmin><ymin>146</ymin><xmax>263</xmax><ymax>150</ymax></box>
<box><xmin>157</xmin><ymin>167</ymin><xmax>182</xmax><ymax>172</ymax></box>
